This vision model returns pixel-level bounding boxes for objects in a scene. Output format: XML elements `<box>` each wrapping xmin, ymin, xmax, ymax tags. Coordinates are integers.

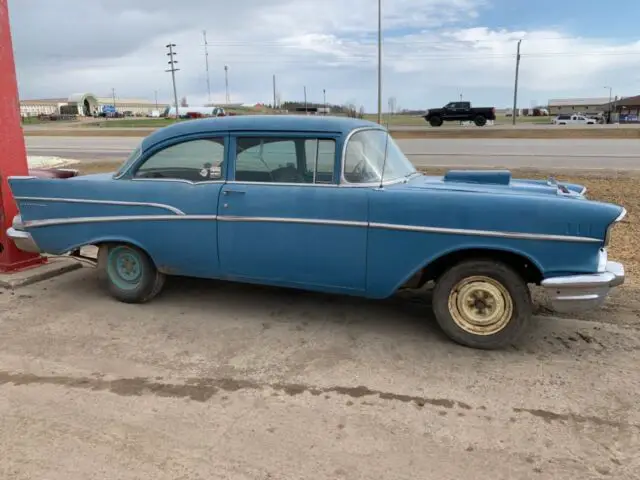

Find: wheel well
<box><xmin>417</xmin><ymin>249</ymin><xmax>543</xmax><ymax>286</ymax></box>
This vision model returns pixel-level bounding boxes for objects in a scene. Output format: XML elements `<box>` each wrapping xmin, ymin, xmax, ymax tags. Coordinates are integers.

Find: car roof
<box><xmin>142</xmin><ymin>115</ymin><xmax>382</xmax><ymax>149</ymax></box>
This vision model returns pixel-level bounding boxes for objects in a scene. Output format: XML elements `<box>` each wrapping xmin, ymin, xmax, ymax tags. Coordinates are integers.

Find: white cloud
<box><xmin>8</xmin><ymin>0</ymin><xmax>640</xmax><ymax>110</ymax></box>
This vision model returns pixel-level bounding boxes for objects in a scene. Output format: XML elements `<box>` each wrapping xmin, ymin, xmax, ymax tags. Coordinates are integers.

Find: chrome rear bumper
<box><xmin>541</xmin><ymin>261</ymin><xmax>625</xmax><ymax>313</ymax></box>
<box><xmin>7</xmin><ymin>217</ymin><xmax>40</xmax><ymax>254</ymax></box>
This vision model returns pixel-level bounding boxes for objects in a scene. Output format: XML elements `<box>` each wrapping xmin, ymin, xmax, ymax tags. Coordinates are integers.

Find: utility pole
<box><xmin>377</xmin><ymin>0</ymin><xmax>382</xmax><ymax>124</ymax></box>
<box><xmin>604</xmin><ymin>86</ymin><xmax>612</xmax><ymax>123</ymax></box>
<box><xmin>166</xmin><ymin>43</ymin><xmax>180</xmax><ymax>119</ymax></box>
<box><xmin>154</xmin><ymin>90</ymin><xmax>158</xmax><ymax>110</ymax></box>
<box><xmin>203</xmin><ymin>30</ymin><xmax>211</xmax><ymax>103</ymax></box>
<box><xmin>273</xmin><ymin>74</ymin><xmax>277</xmax><ymax>109</ymax></box>
<box><xmin>224</xmin><ymin>65</ymin><xmax>230</xmax><ymax>104</ymax></box>
<box><xmin>512</xmin><ymin>39</ymin><xmax>522</xmax><ymax>126</ymax></box>
<box><xmin>304</xmin><ymin>86</ymin><xmax>307</xmax><ymax>113</ymax></box>
<box><xmin>323</xmin><ymin>88</ymin><xmax>327</xmax><ymax>114</ymax></box>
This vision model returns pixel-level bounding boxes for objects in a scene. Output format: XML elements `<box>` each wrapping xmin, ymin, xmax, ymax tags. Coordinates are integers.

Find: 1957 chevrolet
<box><xmin>7</xmin><ymin>116</ymin><xmax>626</xmax><ymax>349</ymax></box>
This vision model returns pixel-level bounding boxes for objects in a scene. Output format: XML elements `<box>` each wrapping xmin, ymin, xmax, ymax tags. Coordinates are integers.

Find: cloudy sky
<box><xmin>8</xmin><ymin>0</ymin><xmax>640</xmax><ymax>110</ymax></box>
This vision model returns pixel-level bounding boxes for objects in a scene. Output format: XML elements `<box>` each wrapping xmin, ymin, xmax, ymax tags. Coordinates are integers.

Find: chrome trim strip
<box><xmin>615</xmin><ymin>207</ymin><xmax>627</xmax><ymax>223</ymax></box>
<box><xmin>8</xmin><ymin>175</ymin><xmax>38</xmax><ymax>180</ymax></box>
<box><xmin>16</xmin><ymin>211</ymin><xmax>601</xmax><ymax>243</ymax></box>
<box><xmin>131</xmin><ymin>178</ymin><xmax>225</xmax><ymax>185</ymax></box>
<box><xmin>24</xmin><ymin>215</ymin><xmax>217</xmax><ymax>229</ymax></box>
<box><xmin>369</xmin><ymin>222</ymin><xmax>601</xmax><ymax>243</ymax></box>
<box><xmin>217</xmin><ymin>215</ymin><xmax>367</xmax><ymax>228</ymax></box>
<box><xmin>14</xmin><ymin>196</ymin><xmax>185</xmax><ymax>215</ymax></box>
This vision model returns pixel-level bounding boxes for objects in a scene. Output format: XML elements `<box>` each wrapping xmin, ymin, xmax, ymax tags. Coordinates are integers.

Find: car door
<box><xmin>123</xmin><ymin>134</ymin><xmax>228</xmax><ymax>279</ymax></box>
<box><xmin>217</xmin><ymin>133</ymin><xmax>368</xmax><ymax>294</ymax></box>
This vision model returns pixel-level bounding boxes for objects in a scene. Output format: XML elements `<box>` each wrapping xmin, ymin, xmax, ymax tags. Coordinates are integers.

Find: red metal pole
<box><xmin>0</xmin><ymin>0</ymin><xmax>45</xmax><ymax>272</ymax></box>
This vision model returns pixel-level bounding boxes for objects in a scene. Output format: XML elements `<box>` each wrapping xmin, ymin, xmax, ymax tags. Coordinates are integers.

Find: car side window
<box><xmin>134</xmin><ymin>138</ymin><xmax>225</xmax><ymax>182</ymax></box>
<box><xmin>235</xmin><ymin>137</ymin><xmax>336</xmax><ymax>184</ymax></box>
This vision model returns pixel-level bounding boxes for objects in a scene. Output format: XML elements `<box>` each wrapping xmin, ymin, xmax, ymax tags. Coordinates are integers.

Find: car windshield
<box><xmin>343</xmin><ymin>129</ymin><xmax>417</xmax><ymax>184</ymax></box>
<box><xmin>114</xmin><ymin>145</ymin><xmax>142</xmax><ymax>177</ymax></box>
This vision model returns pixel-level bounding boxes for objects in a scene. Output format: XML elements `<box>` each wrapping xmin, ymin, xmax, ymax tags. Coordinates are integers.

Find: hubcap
<box><xmin>107</xmin><ymin>246</ymin><xmax>143</xmax><ymax>290</ymax></box>
<box><xmin>448</xmin><ymin>276</ymin><xmax>513</xmax><ymax>335</ymax></box>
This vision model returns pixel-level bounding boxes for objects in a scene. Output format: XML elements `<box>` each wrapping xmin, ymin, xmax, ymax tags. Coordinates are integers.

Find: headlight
<box><xmin>604</xmin><ymin>208</ymin><xmax>627</xmax><ymax>246</ymax></box>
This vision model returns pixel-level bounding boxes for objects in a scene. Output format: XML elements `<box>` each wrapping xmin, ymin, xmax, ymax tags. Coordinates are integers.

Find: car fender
<box><xmin>387</xmin><ymin>241</ymin><xmax>546</xmax><ymax>295</ymax></box>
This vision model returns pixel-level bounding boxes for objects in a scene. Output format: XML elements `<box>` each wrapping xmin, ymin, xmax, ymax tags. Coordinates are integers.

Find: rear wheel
<box><xmin>428</xmin><ymin>116</ymin><xmax>443</xmax><ymax>127</ymax></box>
<box><xmin>97</xmin><ymin>244</ymin><xmax>165</xmax><ymax>303</ymax></box>
<box><xmin>432</xmin><ymin>259</ymin><xmax>532</xmax><ymax>349</ymax></box>
<box><xmin>474</xmin><ymin>115</ymin><xmax>487</xmax><ymax>127</ymax></box>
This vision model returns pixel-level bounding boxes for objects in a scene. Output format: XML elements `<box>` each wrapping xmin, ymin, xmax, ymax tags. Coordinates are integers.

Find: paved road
<box><xmin>1</xmin><ymin>266</ymin><xmax>639</xmax><ymax>479</ymax></box>
<box><xmin>25</xmin><ymin>136</ymin><xmax>640</xmax><ymax>170</ymax></box>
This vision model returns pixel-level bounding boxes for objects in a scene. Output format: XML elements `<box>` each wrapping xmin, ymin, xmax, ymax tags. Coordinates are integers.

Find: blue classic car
<box><xmin>7</xmin><ymin>116</ymin><xmax>626</xmax><ymax>349</ymax></box>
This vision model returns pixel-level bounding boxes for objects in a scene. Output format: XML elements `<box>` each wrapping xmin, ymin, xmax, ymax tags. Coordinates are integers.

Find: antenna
<box><xmin>378</xmin><ymin>120</ymin><xmax>391</xmax><ymax>189</ymax></box>
<box><xmin>203</xmin><ymin>30</ymin><xmax>211</xmax><ymax>103</ymax></box>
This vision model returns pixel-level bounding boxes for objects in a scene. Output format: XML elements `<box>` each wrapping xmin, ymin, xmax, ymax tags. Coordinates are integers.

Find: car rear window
<box><xmin>557</xmin><ymin>115</ymin><xmax>570</xmax><ymax>120</ymax></box>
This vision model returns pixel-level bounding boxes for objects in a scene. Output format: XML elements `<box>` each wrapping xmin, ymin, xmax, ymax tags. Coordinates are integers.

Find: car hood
<box><xmin>404</xmin><ymin>170</ymin><xmax>586</xmax><ymax>198</ymax></box>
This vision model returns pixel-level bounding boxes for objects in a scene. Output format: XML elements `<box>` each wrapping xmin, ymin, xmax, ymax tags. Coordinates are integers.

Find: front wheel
<box><xmin>432</xmin><ymin>260</ymin><xmax>532</xmax><ymax>349</ymax></box>
<box><xmin>97</xmin><ymin>244</ymin><xmax>165</xmax><ymax>303</ymax></box>
<box><xmin>428</xmin><ymin>116</ymin><xmax>443</xmax><ymax>127</ymax></box>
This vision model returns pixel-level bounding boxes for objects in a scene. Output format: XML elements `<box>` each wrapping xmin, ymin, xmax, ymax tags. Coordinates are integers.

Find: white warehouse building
<box><xmin>20</xmin><ymin>93</ymin><xmax>169</xmax><ymax>117</ymax></box>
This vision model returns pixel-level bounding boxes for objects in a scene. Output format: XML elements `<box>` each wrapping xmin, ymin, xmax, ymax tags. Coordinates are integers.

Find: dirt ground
<box><xmin>0</xmin><ymin>164</ymin><xmax>637</xmax><ymax>479</ymax></box>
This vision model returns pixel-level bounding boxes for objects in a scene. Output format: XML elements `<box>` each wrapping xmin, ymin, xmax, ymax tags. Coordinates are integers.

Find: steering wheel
<box><xmin>352</xmin><ymin>159</ymin><xmax>377</xmax><ymax>182</ymax></box>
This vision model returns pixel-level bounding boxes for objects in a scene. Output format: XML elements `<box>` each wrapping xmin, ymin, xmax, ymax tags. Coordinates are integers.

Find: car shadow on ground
<box><xmin>141</xmin><ymin>274</ymin><xmax>637</xmax><ymax>358</ymax></box>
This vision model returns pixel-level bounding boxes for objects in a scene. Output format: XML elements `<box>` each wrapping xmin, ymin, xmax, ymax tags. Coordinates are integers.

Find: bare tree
<box><xmin>344</xmin><ymin>103</ymin><xmax>357</xmax><ymax>118</ymax></box>
<box><xmin>358</xmin><ymin>106</ymin><xmax>365</xmax><ymax>119</ymax></box>
<box><xmin>180</xmin><ymin>96</ymin><xmax>188</xmax><ymax>107</ymax></box>
<box><xmin>388</xmin><ymin>96</ymin><xmax>397</xmax><ymax>115</ymax></box>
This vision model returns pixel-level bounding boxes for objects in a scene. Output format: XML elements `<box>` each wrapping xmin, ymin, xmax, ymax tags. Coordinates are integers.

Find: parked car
<box><xmin>424</xmin><ymin>101</ymin><xmax>496</xmax><ymax>127</ymax></box>
<box><xmin>552</xmin><ymin>114</ymin><xmax>596</xmax><ymax>125</ymax></box>
<box><xmin>7</xmin><ymin>116</ymin><xmax>626</xmax><ymax>349</ymax></box>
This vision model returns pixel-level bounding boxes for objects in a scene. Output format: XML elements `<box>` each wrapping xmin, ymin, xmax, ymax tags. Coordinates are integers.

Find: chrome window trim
<box><xmin>14</xmin><ymin>196</ymin><xmax>185</xmax><ymax>215</ymax></box>
<box><xmin>226</xmin><ymin>180</ymin><xmax>338</xmax><ymax>188</ymax></box>
<box><xmin>25</xmin><ymin>215</ymin><xmax>217</xmax><ymax>229</ymax></box>
<box><xmin>339</xmin><ymin>126</ymin><xmax>412</xmax><ymax>188</ymax></box>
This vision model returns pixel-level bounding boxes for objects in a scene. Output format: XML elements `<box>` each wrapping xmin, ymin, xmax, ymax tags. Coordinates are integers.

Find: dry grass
<box><xmin>77</xmin><ymin>162</ymin><xmax>637</xmax><ymax>286</ymax></box>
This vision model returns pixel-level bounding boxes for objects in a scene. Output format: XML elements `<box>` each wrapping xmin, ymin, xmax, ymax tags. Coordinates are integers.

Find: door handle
<box><xmin>223</xmin><ymin>189</ymin><xmax>246</xmax><ymax>195</ymax></box>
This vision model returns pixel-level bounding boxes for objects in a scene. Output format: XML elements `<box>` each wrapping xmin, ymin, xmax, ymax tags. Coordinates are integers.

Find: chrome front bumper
<box><xmin>6</xmin><ymin>226</ymin><xmax>40</xmax><ymax>254</ymax></box>
<box><xmin>541</xmin><ymin>261</ymin><xmax>625</xmax><ymax>313</ymax></box>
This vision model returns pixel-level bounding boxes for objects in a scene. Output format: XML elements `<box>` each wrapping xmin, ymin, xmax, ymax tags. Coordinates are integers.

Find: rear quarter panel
<box><xmin>8</xmin><ymin>176</ymin><xmax>222</xmax><ymax>278</ymax></box>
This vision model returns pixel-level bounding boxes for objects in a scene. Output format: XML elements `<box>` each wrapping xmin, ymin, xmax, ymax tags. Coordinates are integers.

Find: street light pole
<box><xmin>323</xmin><ymin>89</ymin><xmax>327</xmax><ymax>115</ymax></box>
<box><xmin>377</xmin><ymin>0</ymin><xmax>382</xmax><ymax>124</ymax></box>
<box><xmin>512</xmin><ymin>39</ymin><xmax>522</xmax><ymax>126</ymax></box>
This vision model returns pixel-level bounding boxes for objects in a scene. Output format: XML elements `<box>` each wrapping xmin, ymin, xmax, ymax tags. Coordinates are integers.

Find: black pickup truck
<box><xmin>424</xmin><ymin>101</ymin><xmax>496</xmax><ymax>127</ymax></box>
